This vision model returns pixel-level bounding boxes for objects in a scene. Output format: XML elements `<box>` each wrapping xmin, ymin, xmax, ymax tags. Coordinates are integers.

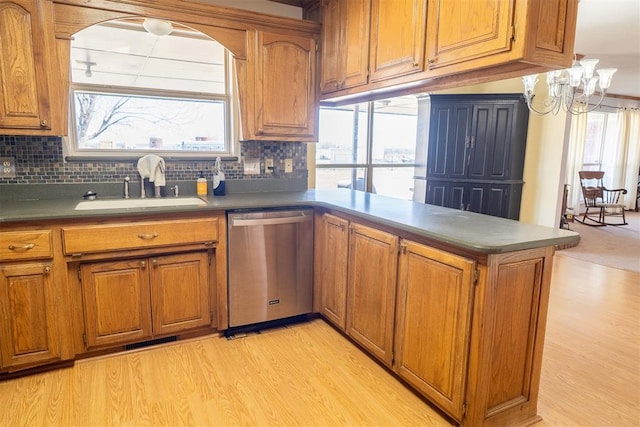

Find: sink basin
<box><xmin>75</xmin><ymin>197</ymin><xmax>207</xmax><ymax>210</ymax></box>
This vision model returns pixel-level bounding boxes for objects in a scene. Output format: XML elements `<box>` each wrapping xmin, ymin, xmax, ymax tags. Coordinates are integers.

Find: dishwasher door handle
<box><xmin>232</xmin><ymin>214</ymin><xmax>311</xmax><ymax>227</ymax></box>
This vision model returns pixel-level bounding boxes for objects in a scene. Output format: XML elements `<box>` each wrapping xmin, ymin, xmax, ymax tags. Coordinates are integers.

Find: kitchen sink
<box><xmin>74</xmin><ymin>197</ymin><xmax>207</xmax><ymax>210</ymax></box>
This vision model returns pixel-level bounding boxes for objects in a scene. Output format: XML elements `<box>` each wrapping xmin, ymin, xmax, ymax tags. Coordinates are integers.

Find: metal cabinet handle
<box><xmin>40</xmin><ymin>119</ymin><xmax>48</xmax><ymax>127</ymax></box>
<box><xmin>8</xmin><ymin>243</ymin><xmax>35</xmax><ymax>251</ymax></box>
<box><xmin>140</xmin><ymin>261</ymin><xmax>147</xmax><ymax>268</ymax></box>
<box><xmin>233</xmin><ymin>215</ymin><xmax>311</xmax><ymax>227</ymax></box>
<box><xmin>151</xmin><ymin>259</ymin><xmax>158</xmax><ymax>267</ymax></box>
<box><xmin>137</xmin><ymin>233</ymin><xmax>158</xmax><ymax>240</ymax></box>
<box><xmin>44</xmin><ymin>266</ymin><xmax>51</xmax><ymax>274</ymax></box>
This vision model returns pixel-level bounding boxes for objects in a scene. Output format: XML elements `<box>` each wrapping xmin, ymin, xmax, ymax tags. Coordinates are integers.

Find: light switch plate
<box><xmin>265</xmin><ymin>158</ymin><xmax>274</xmax><ymax>174</ymax></box>
<box><xmin>284</xmin><ymin>158</ymin><xmax>293</xmax><ymax>173</ymax></box>
<box><xmin>1</xmin><ymin>157</ymin><xmax>16</xmax><ymax>178</ymax></box>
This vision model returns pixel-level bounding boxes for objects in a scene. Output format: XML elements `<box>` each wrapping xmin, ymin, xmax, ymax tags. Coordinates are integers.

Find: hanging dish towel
<box><xmin>137</xmin><ymin>154</ymin><xmax>166</xmax><ymax>187</ymax></box>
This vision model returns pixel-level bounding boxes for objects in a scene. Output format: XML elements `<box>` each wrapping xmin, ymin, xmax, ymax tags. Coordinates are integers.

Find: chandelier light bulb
<box><xmin>584</xmin><ymin>77</ymin><xmax>599</xmax><ymax>96</ymax></box>
<box><xmin>579</xmin><ymin>58</ymin><xmax>599</xmax><ymax>79</ymax></box>
<box><xmin>597</xmin><ymin>68</ymin><xmax>617</xmax><ymax>90</ymax></box>
<box><xmin>568</xmin><ymin>66</ymin><xmax>583</xmax><ymax>87</ymax></box>
<box><xmin>522</xmin><ymin>74</ymin><xmax>538</xmax><ymax>94</ymax></box>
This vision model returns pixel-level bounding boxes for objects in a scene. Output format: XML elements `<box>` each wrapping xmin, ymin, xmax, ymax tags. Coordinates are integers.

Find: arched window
<box><xmin>66</xmin><ymin>18</ymin><xmax>235</xmax><ymax>158</ymax></box>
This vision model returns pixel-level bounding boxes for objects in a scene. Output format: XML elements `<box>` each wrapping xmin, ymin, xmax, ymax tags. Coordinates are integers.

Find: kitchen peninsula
<box><xmin>0</xmin><ymin>189</ymin><xmax>578</xmax><ymax>426</ymax></box>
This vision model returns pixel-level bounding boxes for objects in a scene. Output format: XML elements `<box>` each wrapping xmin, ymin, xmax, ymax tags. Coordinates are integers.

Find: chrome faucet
<box><xmin>171</xmin><ymin>185</ymin><xmax>179</xmax><ymax>197</ymax></box>
<box><xmin>140</xmin><ymin>178</ymin><xmax>146</xmax><ymax>198</ymax></box>
<box><xmin>123</xmin><ymin>176</ymin><xmax>130</xmax><ymax>199</ymax></box>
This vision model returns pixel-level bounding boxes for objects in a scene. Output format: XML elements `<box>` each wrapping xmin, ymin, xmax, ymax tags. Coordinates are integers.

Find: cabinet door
<box><xmin>320</xmin><ymin>0</ymin><xmax>370</xmax><ymax>94</ymax></box>
<box><xmin>426</xmin><ymin>180</ymin><xmax>465</xmax><ymax>211</ymax></box>
<box><xmin>0</xmin><ymin>262</ymin><xmax>60</xmax><ymax>369</ymax></box>
<box><xmin>81</xmin><ymin>259</ymin><xmax>152</xmax><ymax>349</ymax></box>
<box><xmin>0</xmin><ymin>0</ymin><xmax>54</xmax><ymax>132</ymax></box>
<box><xmin>150</xmin><ymin>252</ymin><xmax>211</xmax><ymax>336</ymax></box>
<box><xmin>254</xmin><ymin>31</ymin><xmax>317</xmax><ymax>140</ymax></box>
<box><xmin>317</xmin><ymin>213</ymin><xmax>349</xmax><ymax>330</ymax></box>
<box><xmin>426</xmin><ymin>0</ymin><xmax>513</xmax><ymax>70</ymax></box>
<box><xmin>369</xmin><ymin>0</ymin><xmax>427</xmax><ymax>82</ymax></box>
<box><xmin>483</xmin><ymin>183</ymin><xmax>523</xmax><ymax>220</ymax></box>
<box><xmin>467</xmin><ymin>104</ymin><xmax>494</xmax><ymax>180</ymax></box>
<box><xmin>319</xmin><ymin>0</ymin><xmax>342</xmax><ymax>93</ymax></box>
<box><xmin>467</xmin><ymin>98</ymin><xmax>528</xmax><ymax>183</ymax></box>
<box><xmin>395</xmin><ymin>240</ymin><xmax>475</xmax><ymax>421</ymax></box>
<box><xmin>427</xmin><ymin>102</ymin><xmax>473</xmax><ymax>180</ymax></box>
<box><xmin>346</xmin><ymin>222</ymin><xmax>398</xmax><ymax>366</ymax></box>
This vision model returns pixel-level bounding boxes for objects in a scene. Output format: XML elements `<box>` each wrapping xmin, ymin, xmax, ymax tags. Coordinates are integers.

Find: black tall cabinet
<box><xmin>424</xmin><ymin>94</ymin><xmax>529</xmax><ymax>220</ymax></box>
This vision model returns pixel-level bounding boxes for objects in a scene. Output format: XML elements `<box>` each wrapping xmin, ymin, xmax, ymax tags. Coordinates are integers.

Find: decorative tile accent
<box><xmin>0</xmin><ymin>136</ymin><xmax>307</xmax><ymax>184</ymax></box>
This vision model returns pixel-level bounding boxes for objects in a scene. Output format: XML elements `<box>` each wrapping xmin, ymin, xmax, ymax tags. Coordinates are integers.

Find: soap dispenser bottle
<box><xmin>196</xmin><ymin>171</ymin><xmax>208</xmax><ymax>196</ymax></box>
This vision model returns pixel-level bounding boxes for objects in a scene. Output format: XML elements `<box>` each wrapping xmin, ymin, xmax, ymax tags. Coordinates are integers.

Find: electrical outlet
<box><xmin>0</xmin><ymin>157</ymin><xmax>16</xmax><ymax>178</ymax></box>
<box><xmin>265</xmin><ymin>158</ymin><xmax>274</xmax><ymax>174</ymax></box>
<box><xmin>284</xmin><ymin>158</ymin><xmax>293</xmax><ymax>173</ymax></box>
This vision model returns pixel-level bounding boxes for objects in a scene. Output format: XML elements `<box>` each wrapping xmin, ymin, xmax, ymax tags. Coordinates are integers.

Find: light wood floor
<box><xmin>0</xmin><ymin>254</ymin><xmax>638</xmax><ymax>426</ymax></box>
<box><xmin>537</xmin><ymin>253</ymin><xmax>640</xmax><ymax>426</ymax></box>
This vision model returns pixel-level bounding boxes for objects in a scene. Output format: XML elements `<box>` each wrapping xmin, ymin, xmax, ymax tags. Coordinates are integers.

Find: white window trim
<box><xmin>63</xmin><ymin>53</ymin><xmax>241</xmax><ymax>161</ymax></box>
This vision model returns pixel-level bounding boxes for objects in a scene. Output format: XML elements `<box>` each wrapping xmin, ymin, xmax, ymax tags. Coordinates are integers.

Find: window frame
<box><xmin>316</xmin><ymin>98</ymin><xmax>419</xmax><ymax>197</ymax></box>
<box><xmin>64</xmin><ymin>27</ymin><xmax>239</xmax><ymax>160</ymax></box>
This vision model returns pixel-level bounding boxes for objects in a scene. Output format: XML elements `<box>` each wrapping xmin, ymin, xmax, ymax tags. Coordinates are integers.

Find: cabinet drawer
<box><xmin>0</xmin><ymin>230</ymin><xmax>53</xmax><ymax>261</ymax></box>
<box><xmin>62</xmin><ymin>218</ymin><xmax>219</xmax><ymax>254</ymax></box>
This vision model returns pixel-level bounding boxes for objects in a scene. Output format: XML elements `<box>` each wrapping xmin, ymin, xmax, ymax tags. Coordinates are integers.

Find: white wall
<box><xmin>520</xmin><ymin>111</ymin><xmax>569</xmax><ymax>227</ymax></box>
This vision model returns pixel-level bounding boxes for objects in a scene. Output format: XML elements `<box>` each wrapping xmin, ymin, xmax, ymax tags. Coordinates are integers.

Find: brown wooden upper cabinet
<box><xmin>369</xmin><ymin>0</ymin><xmax>427</xmax><ymax>82</ymax></box>
<box><xmin>242</xmin><ymin>30</ymin><xmax>319</xmax><ymax>142</ymax></box>
<box><xmin>319</xmin><ymin>0</ymin><xmax>370</xmax><ymax>93</ymax></box>
<box><xmin>0</xmin><ymin>0</ymin><xmax>64</xmax><ymax>135</ymax></box>
<box><xmin>426</xmin><ymin>0</ymin><xmax>577</xmax><ymax>70</ymax></box>
<box><xmin>320</xmin><ymin>0</ymin><xmax>427</xmax><ymax>95</ymax></box>
<box><xmin>320</xmin><ymin>0</ymin><xmax>578</xmax><ymax>102</ymax></box>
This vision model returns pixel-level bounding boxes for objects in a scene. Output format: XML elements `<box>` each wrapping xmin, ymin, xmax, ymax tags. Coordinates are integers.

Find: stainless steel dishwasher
<box><xmin>227</xmin><ymin>208</ymin><xmax>313</xmax><ymax>329</ymax></box>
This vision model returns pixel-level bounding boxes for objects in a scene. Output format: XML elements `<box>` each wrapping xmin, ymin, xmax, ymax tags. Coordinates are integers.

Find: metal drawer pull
<box><xmin>137</xmin><ymin>233</ymin><xmax>159</xmax><ymax>240</ymax></box>
<box><xmin>8</xmin><ymin>243</ymin><xmax>35</xmax><ymax>251</ymax></box>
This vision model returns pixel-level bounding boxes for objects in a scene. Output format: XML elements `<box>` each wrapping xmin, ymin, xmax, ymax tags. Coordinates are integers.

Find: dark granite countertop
<box><xmin>0</xmin><ymin>188</ymin><xmax>579</xmax><ymax>254</ymax></box>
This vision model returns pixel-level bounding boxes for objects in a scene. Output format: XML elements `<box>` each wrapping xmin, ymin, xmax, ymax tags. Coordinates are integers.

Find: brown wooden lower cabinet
<box><xmin>315</xmin><ymin>213</ymin><xmax>398</xmax><ymax>367</ymax></box>
<box><xmin>316</xmin><ymin>213</ymin><xmax>349</xmax><ymax>329</ymax></box>
<box><xmin>464</xmin><ymin>247</ymin><xmax>554</xmax><ymax>426</ymax></box>
<box><xmin>315</xmin><ymin>210</ymin><xmax>555</xmax><ymax>426</ymax></box>
<box><xmin>346</xmin><ymin>222</ymin><xmax>398</xmax><ymax>367</ymax></box>
<box><xmin>80</xmin><ymin>252</ymin><xmax>211</xmax><ymax>350</ymax></box>
<box><xmin>395</xmin><ymin>239</ymin><xmax>476</xmax><ymax>422</ymax></box>
<box><xmin>0</xmin><ymin>262</ymin><xmax>62</xmax><ymax>370</ymax></box>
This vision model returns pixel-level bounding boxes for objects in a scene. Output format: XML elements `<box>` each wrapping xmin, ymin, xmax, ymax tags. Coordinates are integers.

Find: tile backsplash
<box><xmin>0</xmin><ymin>136</ymin><xmax>307</xmax><ymax>185</ymax></box>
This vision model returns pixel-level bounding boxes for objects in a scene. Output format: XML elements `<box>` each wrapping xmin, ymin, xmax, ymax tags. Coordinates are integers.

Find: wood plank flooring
<box><xmin>0</xmin><ymin>320</ymin><xmax>451</xmax><ymax>426</ymax></box>
<box><xmin>537</xmin><ymin>253</ymin><xmax>640</xmax><ymax>426</ymax></box>
<box><xmin>0</xmin><ymin>254</ymin><xmax>638</xmax><ymax>426</ymax></box>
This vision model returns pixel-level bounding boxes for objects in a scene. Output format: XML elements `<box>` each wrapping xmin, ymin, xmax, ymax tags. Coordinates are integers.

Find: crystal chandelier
<box><xmin>522</xmin><ymin>58</ymin><xmax>617</xmax><ymax>115</ymax></box>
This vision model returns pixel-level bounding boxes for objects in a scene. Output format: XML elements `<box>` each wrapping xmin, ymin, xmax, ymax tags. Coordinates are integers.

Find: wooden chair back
<box><xmin>578</xmin><ymin>171</ymin><xmax>605</xmax><ymax>207</ymax></box>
